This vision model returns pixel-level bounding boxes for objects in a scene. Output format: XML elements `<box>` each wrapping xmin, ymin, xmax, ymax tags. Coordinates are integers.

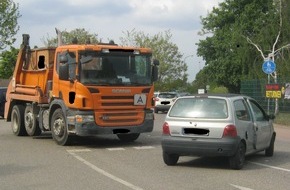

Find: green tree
<box><xmin>0</xmin><ymin>0</ymin><xmax>21</xmax><ymax>50</ymax></box>
<box><xmin>41</xmin><ymin>28</ymin><xmax>100</xmax><ymax>47</ymax></box>
<box><xmin>0</xmin><ymin>46</ymin><xmax>18</xmax><ymax>78</ymax></box>
<box><xmin>196</xmin><ymin>0</ymin><xmax>283</xmax><ymax>92</ymax></box>
<box><xmin>120</xmin><ymin>29</ymin><xmax>188</xmax><ymax>92</ymax></box>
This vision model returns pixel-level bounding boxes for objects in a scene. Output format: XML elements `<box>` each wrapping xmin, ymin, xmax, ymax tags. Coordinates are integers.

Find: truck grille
<box><xmin>95</xmin><ymin>95</ymin><xmax>145</xmax><ymax>126</ymax></box>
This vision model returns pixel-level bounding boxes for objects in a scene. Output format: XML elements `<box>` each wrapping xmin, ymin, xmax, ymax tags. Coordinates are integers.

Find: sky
<box><xmin>12</xmin><ymin>0</ymin><xmax>223</xmax><ymax>82</ymax></box>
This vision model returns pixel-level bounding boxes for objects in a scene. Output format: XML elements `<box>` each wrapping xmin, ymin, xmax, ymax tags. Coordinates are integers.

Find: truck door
<box><xmin>56</xmin><ymin>51</ymin><xmax>77</xmax><ymax>105</ymax></box>
<box><xmin>248</xmin><ymin>99</ymin><xmax>272</xmax><ymax>150</ymax></box>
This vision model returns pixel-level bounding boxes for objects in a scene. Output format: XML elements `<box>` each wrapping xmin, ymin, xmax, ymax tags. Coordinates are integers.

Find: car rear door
<box><xmin>233</xmin><ymin>99</ymin><xmax>256</xmax><ymax>152</ymax></box>
<box><xmin>247</xmin><ymin>99</ymin><xmax>272</xmax><ymax>150</ymax></box>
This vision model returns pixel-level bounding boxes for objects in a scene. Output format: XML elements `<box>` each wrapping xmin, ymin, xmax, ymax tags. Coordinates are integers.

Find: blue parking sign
<box><xmin>262</xmin><ymin>61</ymin><xmax>276</xmax><ymax>74</ymax></box>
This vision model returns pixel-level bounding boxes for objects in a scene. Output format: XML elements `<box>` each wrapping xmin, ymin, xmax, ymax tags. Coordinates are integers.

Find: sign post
<box><xmin>262</xmin><ymin>60</ymin><xmax>276</xmax><ymax>114</ymax></box>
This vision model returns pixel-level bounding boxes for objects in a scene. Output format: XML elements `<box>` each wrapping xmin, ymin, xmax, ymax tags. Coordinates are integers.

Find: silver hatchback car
<box><xmin>161</xmin><ymin>94</ymin><xmax>276</xmax><ymax>169</ymax></box>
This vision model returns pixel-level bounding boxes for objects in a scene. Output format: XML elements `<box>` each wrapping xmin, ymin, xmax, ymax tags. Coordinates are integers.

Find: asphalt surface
<box><xmin>0</xmin><ymin>115</ymin><xmax>289</xmax><ymax>190</ymax></box>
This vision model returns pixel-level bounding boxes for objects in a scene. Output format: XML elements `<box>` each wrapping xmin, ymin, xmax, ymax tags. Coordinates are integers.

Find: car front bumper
<box><xmin>161</xmin><ymin>135</ymin><xmax>241</xmax><ymax>157</ymax></box>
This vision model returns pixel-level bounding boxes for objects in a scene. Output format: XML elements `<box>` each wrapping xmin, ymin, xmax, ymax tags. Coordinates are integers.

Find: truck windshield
<box><xmin>79</xmin><ymin>51</ymin><xmax>153</xmax><ymax>86</ymax></box>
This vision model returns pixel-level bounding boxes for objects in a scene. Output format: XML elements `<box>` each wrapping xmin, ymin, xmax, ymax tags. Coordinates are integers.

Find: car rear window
<box><xmin>169</xmin><ymin>98</ymin><xmax>228</xmax><ymax>119</ymax></box>
<box><xmin>158</xmin><ymin>93</ymin><xmax>177</xmax><ymax>98</ymax></box>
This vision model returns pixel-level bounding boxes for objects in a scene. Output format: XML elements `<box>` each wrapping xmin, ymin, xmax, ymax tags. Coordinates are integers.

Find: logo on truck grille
<box><xmin>101</xmin><ymin>115</ymin><xmax>110</xmax><ymax>120</ymax></box>
<box><xmin>112</xmin><ymin>89</ymin><xmax>131</xmax><ymax>93</ymax></box>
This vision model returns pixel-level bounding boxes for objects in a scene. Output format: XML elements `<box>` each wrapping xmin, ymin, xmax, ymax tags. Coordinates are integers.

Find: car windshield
<box><xmin>169</xmin><ymin>98</ymin><xmax>228</xmax><ymax>119</ymax></box>
<box><xmin>79</xmin><ymin>50</ymin><xmax>153</xmax><ymax>86</ymax></box>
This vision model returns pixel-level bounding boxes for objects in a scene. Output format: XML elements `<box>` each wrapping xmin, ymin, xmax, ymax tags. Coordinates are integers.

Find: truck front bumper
<box><xmin>67</xmin><ymin>110</ymin><xmax>154</xmax><ymax>136</ymax></box>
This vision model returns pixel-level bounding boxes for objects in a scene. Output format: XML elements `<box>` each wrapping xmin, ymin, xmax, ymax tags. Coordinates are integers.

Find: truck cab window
<box><xmin>79</xmin><ymin>51</ymin><xmax>152</xmax><ymax>86</ymax></box>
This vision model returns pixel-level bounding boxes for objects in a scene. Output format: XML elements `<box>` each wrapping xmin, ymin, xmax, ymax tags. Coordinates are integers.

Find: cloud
<box><xmin>13</xmin><ymin>0</ymin><xmax>223</xmax><ymax>81</ymax></box>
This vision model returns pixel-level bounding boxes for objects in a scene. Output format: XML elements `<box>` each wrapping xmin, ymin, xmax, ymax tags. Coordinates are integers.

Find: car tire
<box><xmin>117</xmin><ymin>133</ymin><xmax>140</xmax><ymax>142</ymax></box>
<box><xmin>11</xmin><ymin>105</ymin><xmax>27</xmax><ymax>136</ymax></box>
<box><xmin>163</xmin><ymin>151</ymin><xmax>179</xmax><ymax>166</ymax></box>
<box><xmin>229</xmin><ymin>142</ymin><xmax>246</xmax><ymax>170</ymax></box>
<box><xmin>265</xmin><ymin>133</ymin><xmax>276</xmax><ymax>157</ymax></box>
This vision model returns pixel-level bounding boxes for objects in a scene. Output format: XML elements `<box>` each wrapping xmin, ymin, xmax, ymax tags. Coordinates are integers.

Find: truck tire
<box><xmin>229</xmin><ymin>142</ymin><xmax>246</xmax><ymax>170</ymax></box>
<box><xmin>117</xmin><ymin>133</ymin><xmax>140</xmax><ymax>142</ymax></box>
<box><xmin>51</xmin><ymin>108</ymin><xmax>71</xmax><ymax>146</ymax></box>
<box><xmin>25</xmin><ymin>104</ymin><xmax>41</xmax><ymax>136</ymax></box>
<box><xmin>11</xmin><ymin>105</ymin><xmax>27</xmax><ymax>136</ymax></box>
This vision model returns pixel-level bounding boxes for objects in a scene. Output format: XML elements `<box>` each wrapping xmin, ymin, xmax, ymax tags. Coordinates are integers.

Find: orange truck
<box><xmin>4</xmin><ymin>31</ymin><xmax>159</xmax><ymax>145</ymax></box>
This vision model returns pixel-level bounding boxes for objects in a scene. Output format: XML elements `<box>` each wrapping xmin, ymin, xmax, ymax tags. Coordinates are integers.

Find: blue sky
<box><xmin>13</xmin><ymin>0</ymin><xmax>223</xmax><ymax>82</ymax></box>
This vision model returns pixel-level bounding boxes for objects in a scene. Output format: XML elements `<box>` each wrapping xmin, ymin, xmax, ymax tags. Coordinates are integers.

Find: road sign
<box><xmin>262</xmin><ymin>61</ymin><xmax>276</xmax><ymax>74</ymax></box>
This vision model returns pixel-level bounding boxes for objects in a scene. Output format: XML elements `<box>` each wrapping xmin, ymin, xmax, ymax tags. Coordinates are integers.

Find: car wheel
<box><xmin>229</xmin><ymin>142</ymin><xmax>246</xmax><ymax>170</ymax></box>
<box><xmin>117</xmin><ymin>133</ymin><xmax>140</xmax><ymax>142</ymax></box>
<box><xmin>11</xmin><ymin>105</ymin><xmax>27</xmax><ymax>136</ymax></box>
<box><xmin>265</xmin><ymin>133</ymin><xmax>276</xmax><ymax>157</ymax></box>
<box><xmin>51</xmin><ymin>108</ymin><xmax>72</xmax><ymax>146</ymax></box>
<box><xmin>24</xmin><ymin>104</ymin><xmax>41</xmax><ymax>136</ymax></box>
<box><xmin>163</xmin><ymin>151</ymin><xmax>179</xmax><ymax>166</ymax></box>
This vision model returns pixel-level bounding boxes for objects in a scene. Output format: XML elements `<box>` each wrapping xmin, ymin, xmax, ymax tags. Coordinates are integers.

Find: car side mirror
<box><xmin>267</xmin><ymin>114</ymin><xmax>275</xmax><ymax>120</ymax></box>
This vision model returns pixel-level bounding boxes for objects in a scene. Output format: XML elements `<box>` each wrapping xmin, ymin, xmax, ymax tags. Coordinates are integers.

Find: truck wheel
<box><xmin>51</xmin><ymin>108</ymin><xmax>71</xmax><ymax>146</ymax></box>
<box><xmin>11</xmin><ymin>105</ymin><xmax>27</xmax><ymax>136</ymax></box>
<box><xmin>163</xmin><ymin>151</ymin><xmax>179</xmax><ymax>166</ymax></box>
<box><xmin>117</xmin><ymin>133</ymin><xmax>140</xmax><ymax>142</ymax></box>
<box><xmin>25</xmin><ymin>104</ymin><xmax>41</xmax><ymax>136</ymax></box>
<box><xmin>229</xmin><ymin>142</ymin><xmax>246</xmax><ymax>170</ymax></box>
<box><xmin>265</xmin><ymin>134</ymin><xmax>275</xmax><ymax>157</ymax></box>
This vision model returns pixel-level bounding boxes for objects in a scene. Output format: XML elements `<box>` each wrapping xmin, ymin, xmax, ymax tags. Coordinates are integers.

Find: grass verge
<box><xmin>274</xmin><ymin>112</ymin><xmax>290</xmax><ymax>126</ymax></box>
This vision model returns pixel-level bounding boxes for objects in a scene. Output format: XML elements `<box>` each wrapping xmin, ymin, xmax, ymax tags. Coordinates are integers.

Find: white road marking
<box><xmin>230</xmin><ymin>184</ymin><xmax>254</xmax><ymax>190</ymax></box>
<box><xmin>133</xmin><ymin>146</ymin><xmax>154</xmax><ymax>150</ymax></box>
<box><xmin>67</xmin><ymin>150</ymin><xmax>144</xmax><ymax>190</ymax></box>
<box><xmin>248</xmin><ymin>161</ymin><xmax>290</xmax><ymax>172</ymax></box>
<box><xmin>67</xmin><ymin>149</ymin><xmax>91</xmax><ymax>153</ymax></box>
<box><xmin>107</xmin><ymin>148</ymin><xmax>126</xmax><ymax>151</ymax></box>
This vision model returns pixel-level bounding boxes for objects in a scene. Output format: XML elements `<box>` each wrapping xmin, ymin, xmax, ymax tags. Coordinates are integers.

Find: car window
<box><xmin>159</xmin><ymin>93</ymin><xmax>177</xmax><ymax>99</ymax></box>
<box><xmin>234</xmin><ymin>100</ymin><xmax>251</xmax><ymax>121</ymax></box>
<box><xmin>169</xmin><ymin>98</ymin><xmax>228</xmax><ymax>119</ymax></box>
<box><xmin>249</xmin><ymin>100</ymin><xmax>267</xmax><ymax>121</ymax></box>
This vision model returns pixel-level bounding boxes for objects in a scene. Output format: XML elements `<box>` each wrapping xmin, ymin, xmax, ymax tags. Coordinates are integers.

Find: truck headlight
<box><xmin>75</xmin><ymin>115</ymin><xmax>94</xmax><ymax>123</ymax></box>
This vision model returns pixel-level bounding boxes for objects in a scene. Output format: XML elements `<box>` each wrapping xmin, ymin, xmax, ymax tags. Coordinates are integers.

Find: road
<box><xmin>0</xmin><ymin>114</ymin><xmax>290</xmax><ymax>190</ymax></box>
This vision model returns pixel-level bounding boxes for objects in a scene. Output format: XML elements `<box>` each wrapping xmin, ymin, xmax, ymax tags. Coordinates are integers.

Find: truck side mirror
<box><xmin>59</xmin><ymin>54</ymin><xmax>68</xmax><ymax>63</ymax></box>
<box><xmin>59</xmin><ymin>63</ymin><xmax>69</xmax><ymax>80</ymax></box>
<box><xmin>153</xmin><ymin>59</ymin><xmax>160</xmax><ymax>66</ymax></box>
<box><xmin>152</xmin><ymin>65</ymin><xmax>158</xmax><ymax>82</ymax></box>
<box><xmin>152</xmin><ymin>59</ymin><xmax>159</xmax><ymax>82</ymax></box>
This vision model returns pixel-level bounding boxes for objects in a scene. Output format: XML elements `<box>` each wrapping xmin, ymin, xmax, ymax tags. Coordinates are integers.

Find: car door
<box><xmin>233</xmin><ymin>99</ymin><xmax>256</xmax><ymax>152</ymax></box>
<box><xmin>247</xmin><ymin>99</ymin><xmax>272</xmax><ymax>150</ymax></box>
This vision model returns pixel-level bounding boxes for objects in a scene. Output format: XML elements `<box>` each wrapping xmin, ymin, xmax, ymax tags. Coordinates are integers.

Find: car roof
<box><xmin>179</xmin><ymin>93</ymin><xmax>251</xmax><ymax>100</ymax></box>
